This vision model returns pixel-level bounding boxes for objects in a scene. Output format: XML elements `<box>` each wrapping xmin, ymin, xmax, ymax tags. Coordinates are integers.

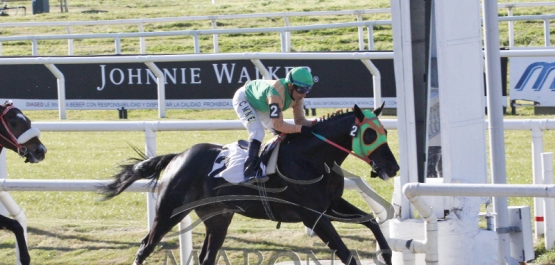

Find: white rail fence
<box><xmin>0</xmin><ymin>3</ymin><xmax>554</xmax><ymax>55</ymax></box>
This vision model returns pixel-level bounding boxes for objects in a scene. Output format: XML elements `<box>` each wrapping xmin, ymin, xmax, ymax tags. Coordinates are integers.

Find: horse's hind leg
<box><xmin>0</xmin><ymin>214</ymin><xmax>30</xmax><ymax>265</ymax></box>
<box><xmin>196</xmin><ymin>209</ymin><xmax>233</xmax><ymax>265</ymax></box>
<box><xmin>134</xmin><ymin>208</ymin><xmax>190</xmax><ymax>265</ymax></box>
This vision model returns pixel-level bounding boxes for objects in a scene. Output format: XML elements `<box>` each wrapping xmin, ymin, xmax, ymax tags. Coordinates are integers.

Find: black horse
<box><xmin>101</xmin><ymin>104</ymin><xmax>399</xmax><ymax>265</ymax></box>
<box><xmin>0</xmin><ymin>101</ymin><xmax>47</xmax><ymax>265</ymax></box>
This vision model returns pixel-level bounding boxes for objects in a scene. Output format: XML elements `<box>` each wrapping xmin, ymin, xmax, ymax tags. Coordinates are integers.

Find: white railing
<box><xmin>0</xmin><ymin>9</ymin><xmax>392</xmax><ymax>55</ymax></box>
<box><xmin>0</xmin><ymin>20</ymin><xmax>391</xmax><ymax>55</ymax></box>
<box><xmin>1</xmin><ymin>3</ymin><xmax>553</xmax><ymax>56</ymax></box>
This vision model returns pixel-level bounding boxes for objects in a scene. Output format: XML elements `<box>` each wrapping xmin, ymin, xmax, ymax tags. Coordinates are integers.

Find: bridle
<box><xmin>0</xmin><ymin>105</ymin><xmax>41</xmax><ymax>157</ymax></box>
<box><xmin>311</xmin><ymin>110</ymin><xmax>387</xmax><ymax>165</ymax></box>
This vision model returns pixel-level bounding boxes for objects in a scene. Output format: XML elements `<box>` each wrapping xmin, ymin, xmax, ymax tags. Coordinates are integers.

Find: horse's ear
<box><xmin>3</xmin><ymin>100</ymin><xmax>13</xmax><ymax>106</ymax></box>
<box><xmin>373</xmin><ymin>102</ymin><xmax>385</xmax><ymax>116</ymax></box>
<box><xmin>354</xmin><ymin>104</ymin><xmax>365</xmax><ymax>122</ymax></box>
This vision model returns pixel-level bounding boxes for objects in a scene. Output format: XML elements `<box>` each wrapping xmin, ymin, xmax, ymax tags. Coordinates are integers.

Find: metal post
<box><xmin>32</xmin><ymin>39</ymin><xmax>38</xmax><ymax>56</ymax></box>
<box><xmin>507</xmin><ymin>7</ymin><xmax>515</xmax><ymax>48</ymax></box>
<box><xmin>66</xmin><ymin>26</ymin><xmax>73</xmax><ymax>55</ymax></box>
<box><xmin>115</xmin><ymin>37</ymin><xmax>121</xmax><ymax>54</ymax></box>
<box><xmin>357</xmin><ymin>14</ymin><xmax>365</xmax><ymax>50</ymax></box>
<box><xmin>532</xmin><ymin>127</ymin><xmax>545</xmax><ymax>238</ymax></box>
<box><xmin>543</xmin><ymin>152</ymin><xmax>555</xmax><ymax>250</ymax></box>
<box><xmin>145</xmin><ymin>62</ymin><xmax>166</xmax><ymax>118</ymax></box>
<box><xmin>211</xmin><ymin>19</ymin><xmax>219</xmax><ymax>53</ymax></box>
<box><xmin>145</xmin><ymin>128</ymin><xmax>157</xmax><ymax>230</ymax></box>
<box><xmin>544</xmin><ymin>19</ymin><xmax>551</xmax><ymax>47</ymax></box>
<box><xmin>482</xmin><ymin>1</ymin><xmax>511</xmax><ymax>264</ymax></box>
<box><xmin>139</xmin><ymin>23</ymin><xmax>146</xmax><ymax>54</ymax></box>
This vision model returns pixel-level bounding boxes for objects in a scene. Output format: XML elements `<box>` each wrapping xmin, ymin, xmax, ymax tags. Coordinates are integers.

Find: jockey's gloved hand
<box><xmin>300</xmin><ymin>126</ymin><xmax>313</xmax><ymax>137</ymax></box>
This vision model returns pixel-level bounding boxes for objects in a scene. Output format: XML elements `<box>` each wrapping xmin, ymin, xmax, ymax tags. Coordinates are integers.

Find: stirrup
<box><xmin>242</xmin><ymin>175</ymin><xmax>269</xmax><ymax>184</ymax></box>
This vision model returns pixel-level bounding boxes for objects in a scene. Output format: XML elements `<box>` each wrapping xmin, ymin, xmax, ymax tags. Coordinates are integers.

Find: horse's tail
<box><xmin>99</xmin><ymin>148</ymin><xmax>178</xmax><ymax>201</ymax></box>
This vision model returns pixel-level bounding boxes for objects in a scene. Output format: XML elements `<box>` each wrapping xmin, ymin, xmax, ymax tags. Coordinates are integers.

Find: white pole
<box><xmin>145</xmin><ymin>128</ymin><xmax>157</xmax><ymax>230</ymax></box>
<box><xmin>544</xmin><ymin>19</ymin><xmax>551</xmax><ymax>47</ymax></box>
<box><xmin>543</xmin><ymin>152</ymin><xmax>555</xmax><ymax>250</ymax></box>
<box><xmin>32</xmin><ymin>39</ymin><xmax>38</xmax><ymax>56</ymax></box>
<box><xmin>532</xmin><ymin>127</ymin><xmax>545</xmax><ymax>238</ymax></box>
<box><xmin>357</xmin><ymin>14</ymin><xmax>364</xmax><ymax>50</ymax></box>
<box><xmin>139</xmin><ymin>23</ymin><xmax>146</xmax><ymax>54</ymax></box>
<box><xmin>145</xmin><ymin>62</ymin><xmax>166</xmax><ymax>118</ymax></box>
<box><xmin>482</xmin><ymin>1</ymin><xmax>511</xmax><ymax>264</ymax></box>
<box><xmin>44</xmin><ymin>64</ymin><xmax>67</xmax><ymax>120</ymax></box>
<box><xmin>0</xmin><ymin>150</ymin><xmax>8</xmax><ymax>216</ymax></box>
<box><xmin>211</xmin><ymin>19</ymin><xmax>219</xmax><ymax>53</ymax></box>
<box><xmin>361</xmin><ymin>59</ymin><xmax>381</xmax><ymax>109</ymax></box>
<box><xmin>507</xmin><ymin>7</ymin><xmax>514</xmax><ymax>48</ymax></box>
<box><xmin>179</xmin><ymin>216</ymin><xmax>193</xmax><ymax>265</ymax></box>
<box><xmin>66</xmin><ymin>26</ymin><xmax>73</xmax><ymax>56</ymax></box>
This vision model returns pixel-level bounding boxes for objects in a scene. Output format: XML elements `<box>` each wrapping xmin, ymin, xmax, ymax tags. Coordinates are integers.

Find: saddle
<box><xmin>237</xmin><ymin>138</ymin><xmax>280</xmax><ymax>175</ymax></box>
<box><xmin>208</xmin><ymin>136</ymin><xmax>281</xmax><ymax>183</ymax></box>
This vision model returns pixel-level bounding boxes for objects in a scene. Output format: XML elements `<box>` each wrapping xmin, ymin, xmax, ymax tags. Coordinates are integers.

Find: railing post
<box><xmin>145</xmin><ymin>62</ymin><xmax>166</xmax><ymax>118</ymax></box>
<box><xmin>280</xmin><ymin>30</ymin><xmax>286</xmax><ymax>52</ymax></box>
<box><xmin>145</xmin><ymin>127</ymin><xmax>157</xmax><ymax>230</ymax></box>
<box><xmin>178</xmin><ymin>216</ymin><xmax>193</xmax><ymax>265</ymax></box>
<box><xmin>283</xmin><ymin>17</ymin><xmax>291</xmax><ymax>52</ymax></box>
<box><xmin>66</xmin><ymin>26</ymin><xmax>74</xmax><ymax>55</ymax></box>
<box><xmin>507</xmin><ymin>6</ymin><xmax>515</xmax><ymax>48</ymax></box>
<box><xmin>32</xmin><ymin>39</ymin><xmax>38</xmax><ymax>56</ymax></box>
<box><xmin>532</xmin><ymin>126</ymin><xmax>545</xmax><ymax>238</ymax></box>
<box><xmin>544</xmin><ymin>19</ymin><xmax>551</xmax><ymax>47</ymax></box>
<box><xmin>193</xmin><ymin>34</ymin><xmax>200</xmax><ymax>53</ymax></box>
<box><xmin>367</xmin><ymin>23</ymin><xmax>375</xmax><ymax>50</ymax></box>
<box><xmin>114</xmin><ymin>37</ymin><xmax>121</xmax><ymax>54</ymax></box>
<box><xmin>211</xmin><ymin>19</ymin><xmax>219</xmax><ymax>53</ymax></box>
<box><xmin>139</xmin><ymin>23</ymin><xmax>146</xmax><ymax>54</ymax></box>
<box><xmin>542</xmin><ymin>152</ymin><xmax>555</xmax><ymax>250</ymax></box>
<box><xmin>357</xmin><ymin>14</ymin><xmax>365</xmax><ymax>50</ymax></box>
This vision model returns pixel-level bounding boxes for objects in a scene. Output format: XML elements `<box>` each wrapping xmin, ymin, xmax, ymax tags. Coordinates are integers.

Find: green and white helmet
<box><xmin>286</xmin><ymin>67</ymin><xmax>314</xmax><ymax>88</ymax></box>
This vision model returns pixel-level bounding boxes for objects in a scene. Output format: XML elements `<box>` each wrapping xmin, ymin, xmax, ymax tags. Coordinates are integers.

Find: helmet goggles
<box><xmin>290</xmin><ymin>74</ymin><xmax>312</xmax><ymax>94</ymax></box>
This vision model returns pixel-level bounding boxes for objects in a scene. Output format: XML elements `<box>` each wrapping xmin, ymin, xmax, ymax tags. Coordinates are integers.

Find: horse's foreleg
<box><xmin>329</xmin><ymin>198</ymin><xmax>392</xmax><ymax>265</ymax></box>
<box><xmin>196</xmin><ymin>209</ymin><xmax>234</xmax><ymax>265</ymax></box>
<box><xmin>302</xmin><ymin>214</ymin><xmax>357</xmax><ymax>265</ymax></box>
<box><xmin>0</xmin><ymin>214</ymin><xmax>30</xmax><ymax>265</ymax></box>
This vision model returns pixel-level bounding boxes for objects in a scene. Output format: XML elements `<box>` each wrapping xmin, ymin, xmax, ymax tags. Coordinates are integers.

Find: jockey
<box><xmin>232</xmin><ymin>67</ymin><xmax>315</xmax><ymax>183</ymax></box>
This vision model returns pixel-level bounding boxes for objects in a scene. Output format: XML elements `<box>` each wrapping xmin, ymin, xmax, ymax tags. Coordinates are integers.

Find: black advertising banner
<box><xmin>0</xmin><ymin>56</ymin><xmax>397</xmax><ymax>110</ymax></box>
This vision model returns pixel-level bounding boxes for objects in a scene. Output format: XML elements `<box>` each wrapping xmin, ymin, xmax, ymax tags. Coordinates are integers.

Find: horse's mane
<box><xmin>312</xmin><ymin>108</ymin><xmax>354</xmax><ymax>127</ymax></box>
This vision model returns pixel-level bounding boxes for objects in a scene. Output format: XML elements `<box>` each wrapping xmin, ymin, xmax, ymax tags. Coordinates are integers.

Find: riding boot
<box><xmin>243</xmin><ymin>139</ymin><xmax>266</xmax><ymax>183</ymax></box>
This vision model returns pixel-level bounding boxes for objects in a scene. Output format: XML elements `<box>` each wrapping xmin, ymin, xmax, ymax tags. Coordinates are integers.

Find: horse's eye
<box><xmin>363</xmin><ymin>128</ymin><xmax>377</xmax><ymax>145</ymax></box>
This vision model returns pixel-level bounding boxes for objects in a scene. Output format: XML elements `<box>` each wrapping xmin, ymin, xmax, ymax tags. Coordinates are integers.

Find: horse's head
<box><xmin>0</xmin><ymin>101</ymin><xmax>46</xmax><ymax>163</ymax></box>
<box><xmin>352</xmin><ymin>103</ymin><xmax>399</xmax><ymax>180</ymax></box>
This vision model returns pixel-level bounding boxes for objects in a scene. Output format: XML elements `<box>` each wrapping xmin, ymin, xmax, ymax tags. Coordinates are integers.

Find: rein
<box><xmin>311</xmin><ymin>132</ymin><xmax>371</xmax><ymax>163</ymax></box>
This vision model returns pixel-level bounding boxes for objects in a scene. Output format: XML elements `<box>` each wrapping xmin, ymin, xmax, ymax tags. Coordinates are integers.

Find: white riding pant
<box><xmin>233</xmin><ymin>87</ymin><xmax>276</xmax><ymax>142</ymax></box>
